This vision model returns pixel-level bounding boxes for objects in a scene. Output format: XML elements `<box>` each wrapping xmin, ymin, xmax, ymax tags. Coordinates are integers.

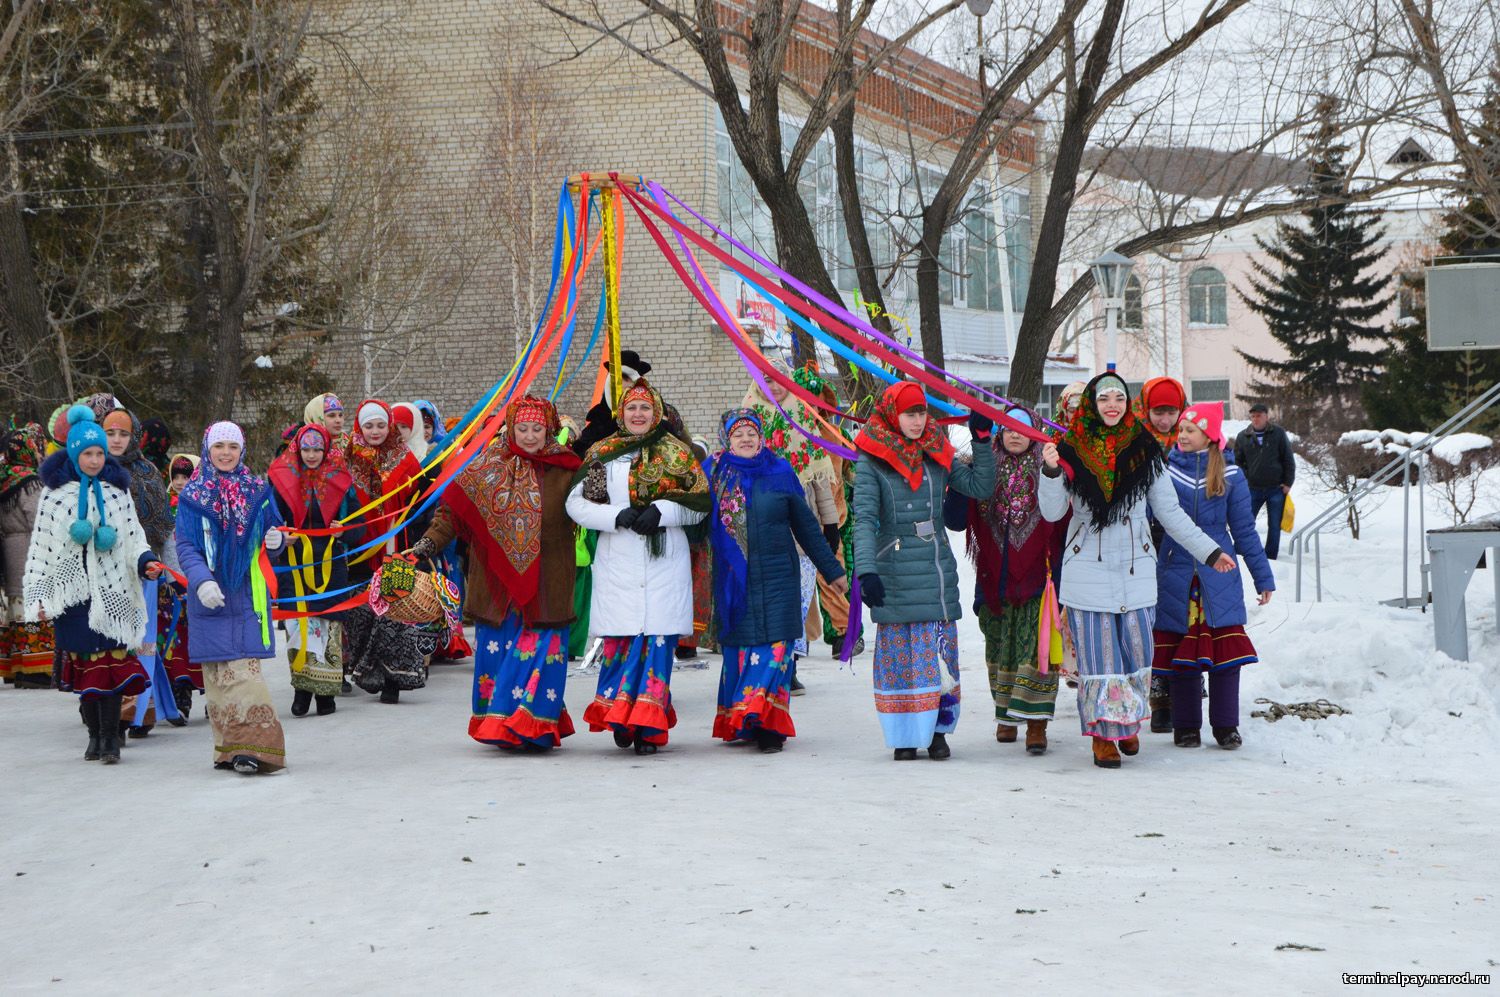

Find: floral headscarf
<box><xmin>445</xmin><ymin>395</ymin><xmax>580</xmax><ymax>608</ymax></box>
<box><xmin>853</xmin><ymin>381</ymin><xmax>954</xmax><ymax>490</ymax></box>
<box><xmin>177</xmin><ymin>422</ymin><xmax>275</xmax><ymax>591</ymax></box>
<box><xmin>742</xmin><ymin>358</ymin><xmax>838</xmax><ymax>488</ymax></box>
<box><xmin>0</xmin><ymin>423</ymin><xmax>47</xmax><ymax>501</ymax></box>
<box><xmin>1055</xmin><ymin>371</ymin><xmax>1163</xmax><ymax>529</ymax></box>
<box><xmin>268</xmin><ymin>424</ymin><xmax>354</xmax><ymax>530</ymax></box>
<box><xmin>985</xmin><ymin>406</ymin><xmax>1045</xmax><ymax>549</ymax></box>
<box><xmin>346</xmin><ymin>398</ymin><xmax>416</xmax><ymax>499</ymax></box>
<box><xmin>139</xmin><ymin>418</ymin><xmax>172</xmax><ymax>475</ymax></box>
<box><xmin>707</xmin><ymin>408</ymin><xmax>803</xmax><ymax>638</ymax></box>
<box><xmin>575</xmin><ymin>379</ymin><xmax>710</xmax><ymax>555</ymax></box>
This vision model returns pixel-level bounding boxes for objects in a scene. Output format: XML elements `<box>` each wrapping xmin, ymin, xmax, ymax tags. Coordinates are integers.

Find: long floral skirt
<box><xmin>583</xmin><ymin>634</ymin><xmax>678</xmax><ymax>746</ymax></box>
<box><xmin>1</xmin><ymin>618</ymin><xmax>54</xmax><ymax>682</ymax></box>
<box><xmin>343</xmin><ymin>604</ymin><xmax>440</xmax><ymax>693</ymax></box>
<box><xmin>715</xmin><ymin>641</ymin><xmax>796</xmax><ymax>742</ymax></box>
<box><xmin>1067</xmin><ymin>607</ymin><xmax>1154</xmax><ymax>741</ymax></box>
<box><xmin>60</xmin><ymin>648</ymin><xmax>148</xmax><ymax>700</ymax></box>
<box><xmin>872</xmin><ymin>620</ymin><xmax>960</xmax><ymax>749</ymax></box>
<box><xmin>285</xmin><ymin>615</ymin><xmax>344</xmax><ymax>696</ymax></box>
<box><xmin>471</xmin><ymin>614</ymin><xmax>575</xmax><ymax>748</ymax></box>
<box><xmin>978</xmin><ymin>599</ymin><xmax>1058</xmax><ymax>723</ymax></box>
<box><xmin>202</xmin><ymin>657</ymin><xmax>286</xmax><ymax>771</ymax></box>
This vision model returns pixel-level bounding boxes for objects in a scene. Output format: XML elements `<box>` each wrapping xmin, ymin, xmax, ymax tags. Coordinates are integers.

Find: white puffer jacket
<box><xmin>565</xmin><ymin>455</ymin><xmax>706</xmax><ymax>637</ymax></box>
<box><xmin>1039</xmin><ymin>466</ymin><xmax>1221</xmax><ymax>614</ymax></box>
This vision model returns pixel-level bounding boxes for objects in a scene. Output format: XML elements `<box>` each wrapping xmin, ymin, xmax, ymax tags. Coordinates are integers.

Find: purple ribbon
<box><xmin>655</xmin><ymin>185</ymin><xmax>1066</xmax><ymax>434</ymax></box>
<box><xmin>643</xmin><ymin>181</ymin><xmax>860</xmax><ymax>461</ymax></box>
<box><xmin>839</xmin><ymin>573</ymin><xmax>864</xmax><ymax>666</ymax></box>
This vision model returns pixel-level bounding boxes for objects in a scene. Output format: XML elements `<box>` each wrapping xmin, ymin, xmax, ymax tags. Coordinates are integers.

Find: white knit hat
<box><xmin>203</xmin><ymin>421</ymin><xmax>244</xmax><ymax>449</ymax></box>
<box><xmin>358</xmin><ymin>402</ymin><xmax>388</xmax><ymax>428</ymax></box>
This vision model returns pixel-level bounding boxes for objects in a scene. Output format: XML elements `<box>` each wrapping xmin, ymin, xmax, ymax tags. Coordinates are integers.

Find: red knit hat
<box><xmin>1142</xmin><ymin>376</ymin><xmax>1187</xmax><ymax>411</ymax></box>
<box><xmin>1180</xmin><ymin>402</ymin><xmax>1225</xmax><ymax>449</ymax></box>
<box><xmin>392</xmin><ymin>406</ymin><xmax>415</xmax><ymax>431</ymax></box>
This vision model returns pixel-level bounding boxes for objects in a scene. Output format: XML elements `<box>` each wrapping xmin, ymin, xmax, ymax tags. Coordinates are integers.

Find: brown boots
<box><xmin>1119</xmin><ymin>735</ymin><xmax>1140</xmax><ymax>756</ymax></box>
<box><xmin>1092</xmin><ymin>737</ymin><xmax>1121</xmax><ymax>768</ymax></box>
<box><xmin>998</xmin><ymin>721</ymin><xmax>1049</xmax><ymax>754</ymax></box>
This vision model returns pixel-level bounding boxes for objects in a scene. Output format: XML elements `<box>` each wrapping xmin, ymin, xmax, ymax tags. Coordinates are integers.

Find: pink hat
<box><xmin>1179</xmin><ymin>402</ymin><xmax>1225</xmax><ymax>449</ymax></box>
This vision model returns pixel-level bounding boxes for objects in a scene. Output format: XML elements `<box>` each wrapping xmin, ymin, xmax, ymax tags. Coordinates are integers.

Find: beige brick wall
<box><xmin>297</xmin><ymin>0</ymin><xmax>745</xmax><ymax>439</ymax></box>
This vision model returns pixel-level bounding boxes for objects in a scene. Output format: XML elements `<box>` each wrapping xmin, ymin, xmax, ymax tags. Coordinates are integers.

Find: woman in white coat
<box><xmin>566</xmin><ymin>379</ymin><xmax>710</xmax><ymax>755</ymax></box>
<box><xmin>1038</xmin><ymin>372</ymin><xmax>1236</xmax><ymax>769</ymax></box>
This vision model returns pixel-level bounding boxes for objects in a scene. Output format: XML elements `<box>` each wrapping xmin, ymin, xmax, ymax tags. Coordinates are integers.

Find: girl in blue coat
<box><xmin>176</xmin><ymin>422</ymin><xmax>287</xmax><ymax>774</ymax></box>
<box><xmin>707</xmin><ymin>409</ymin><xmax>846</xmax><ymax>752</ymax></box>
<box><xmin>1152</xmin><ymin>403</ymin><xmax>1275</xmax><ymax>749</ymax></box>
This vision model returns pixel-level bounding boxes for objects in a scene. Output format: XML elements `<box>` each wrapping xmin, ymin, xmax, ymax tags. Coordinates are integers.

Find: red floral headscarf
<box><xmin>854</xmin><ymin>381</ymin><xmax>954</xmax><ymax>490</ymax></box>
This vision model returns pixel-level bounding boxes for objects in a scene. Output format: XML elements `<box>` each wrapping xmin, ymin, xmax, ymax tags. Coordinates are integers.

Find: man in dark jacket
<box><xmin>1233</xmin><ymin>402</ymin><xmax>1295</xmax><ymax>559</ymax></box>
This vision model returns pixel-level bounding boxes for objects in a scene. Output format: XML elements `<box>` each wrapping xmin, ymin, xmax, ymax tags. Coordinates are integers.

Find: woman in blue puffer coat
<box><xmin>1152</xmin><ymin>402</ymin><xmax>1274</xmax><ymax>750</ymax></box>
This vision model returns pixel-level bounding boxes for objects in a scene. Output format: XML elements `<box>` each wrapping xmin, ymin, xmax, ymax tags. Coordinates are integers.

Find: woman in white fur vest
<box><xmin>23</xmin><ymin>406</ymin><xmax>162</xmax><ymax>764</ymax></box>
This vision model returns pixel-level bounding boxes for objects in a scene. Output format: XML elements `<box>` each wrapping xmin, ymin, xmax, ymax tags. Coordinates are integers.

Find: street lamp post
<box><xmin>1089</xmin><ymin>250</ymin><xmax>1135</xmax><ymax>372</ymax></box>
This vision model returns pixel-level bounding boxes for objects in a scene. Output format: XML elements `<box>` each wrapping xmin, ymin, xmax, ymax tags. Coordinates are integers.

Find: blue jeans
<box><xmin>1248</xmin><ymin>486</ymin><xmax>1285</xmax><ymax>560</ymax></box>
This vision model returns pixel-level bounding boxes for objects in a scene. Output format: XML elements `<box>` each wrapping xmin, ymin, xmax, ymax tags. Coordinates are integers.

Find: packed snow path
<box><xmin>2</xmin><ymin>597</ymin><xmax>1495</xmax><ymax>992</ymax></box>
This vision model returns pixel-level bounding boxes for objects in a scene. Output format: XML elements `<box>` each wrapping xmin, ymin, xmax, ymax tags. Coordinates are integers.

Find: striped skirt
<box><xmin>978</xmin><ymin>599</ymin><xmax>1058</xmax><ymax>723</ymax></box>
<box><xmin>1066</xmin><ymin>607</ymin><xmax>1154</xmax><ymax>741</ymax></box>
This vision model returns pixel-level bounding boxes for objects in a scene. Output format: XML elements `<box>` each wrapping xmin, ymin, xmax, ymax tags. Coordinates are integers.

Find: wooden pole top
<box><xmin>566</xmin><ymin>173</ymin><xmax>645</xmax><ymax>191</ymax></box>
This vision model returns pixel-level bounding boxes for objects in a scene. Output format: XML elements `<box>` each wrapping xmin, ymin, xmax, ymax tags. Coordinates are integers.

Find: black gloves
<box><xmin>968</xmin><ymin>410</ymin><xmax>992</xmax><ymax>439</ymax></box>
<box><xmin>859</xmin><ymin>573</ymin><xmax>885</xmax><ymax>608</ymax></box>
<box><xmin>631</xmin><ymin>504</ymin><xmax>664</xmax><ymax>535</ymax></box>
<box><xmin>822</xmin><ymin>524</ymin><xmax>842</xmax><ymax>554</ymax></box>
<box><xmin>615</xmin><ymin>507</ymin><xmax>642</xmax><ymax>531</ymax></box>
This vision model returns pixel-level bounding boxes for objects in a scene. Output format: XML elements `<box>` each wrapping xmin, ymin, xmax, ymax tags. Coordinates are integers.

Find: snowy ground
<box><xmin>2</xmin><ymin>467</ymin><xmax>1497</xmax><ymax>994</ymax></box>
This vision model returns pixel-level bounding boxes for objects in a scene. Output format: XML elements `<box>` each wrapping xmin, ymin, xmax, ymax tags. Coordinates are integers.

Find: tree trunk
<box><xmin>1007</xmin><ymin>3</ymin><xmax>1125</xmax><ymax>405</ymax></box>
<box><xmin>914</xmin><ymin>209</ymin><xmax>947</xmax><ymax>373</ymax></box>
<box><xmin>0</xmin><ymin>189</ymin><xmax>69</xmax><ymax>417</ymax></box>
<box><xmin>832</xmin><ymin>97</ymin><xmax>890</xmax><ymax>410</ymax></box>
<box><xmin>761</xmin><ymin>178</ymin><xmax>836</xmax><ymax>364</ymax></box>
<box><xmin>170</xmin><ymin>0</ymin><xmax>248</xmax><ymax>421</ymax></box>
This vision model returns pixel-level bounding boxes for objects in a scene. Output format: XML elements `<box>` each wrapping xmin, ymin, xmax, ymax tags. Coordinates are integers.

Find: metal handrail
<box><xmin>1291</xmin><ymin>379</ymin><xmax>1500</xmax><ymax>602</ymax></box>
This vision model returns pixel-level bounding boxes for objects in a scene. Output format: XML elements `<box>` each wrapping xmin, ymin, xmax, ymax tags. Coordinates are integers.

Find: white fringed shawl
<box><xmin>22</xmin><ymin>479</ymin><xmax>152</xmax><ymax>648</ymax></box>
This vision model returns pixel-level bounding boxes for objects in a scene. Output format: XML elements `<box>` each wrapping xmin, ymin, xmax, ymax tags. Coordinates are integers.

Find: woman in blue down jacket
<box><xmin>1152</xmin><ymin>402</ymin><xmax>1274</xmax><ymax>751</ymax></box>
<box><xmin>707</xmin><ymin>409</ymin><xmax>846</xmax><ymax>753</ymax></box>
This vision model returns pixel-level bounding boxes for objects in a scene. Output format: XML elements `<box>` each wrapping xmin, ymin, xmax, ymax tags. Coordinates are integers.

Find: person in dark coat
<box><xmin>570</xmin><ymin>350</ymin><xmax>651</xmax><ymax>457</ymax></box>
<box><xmin>707</xmin><ymin>408</ymin><xmax>846</xmax><ymax>752</ymax></box>
<box><xmin>1232</xmin><ymin>402</ymin><xmax>1295</xmax><ymax>559</ymax></box>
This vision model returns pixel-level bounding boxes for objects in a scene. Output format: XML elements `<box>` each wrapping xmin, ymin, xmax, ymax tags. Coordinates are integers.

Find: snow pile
<box><xmin>1424</xmin><ymin>431</ymin><xmax>1493</xmax><ymax>465</ymax></box>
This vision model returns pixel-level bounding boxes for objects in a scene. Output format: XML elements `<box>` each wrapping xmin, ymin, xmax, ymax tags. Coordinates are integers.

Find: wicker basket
<box><xmin>382</xmin><ymin>570</ymin><xmax>444</xmax><ymax>625</ymax></box>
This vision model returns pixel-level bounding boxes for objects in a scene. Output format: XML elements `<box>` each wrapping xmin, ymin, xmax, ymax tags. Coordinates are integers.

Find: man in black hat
<box><xmin>1233</xmin><ymin>402</ymin><xmax>1295</xmax><ymax>559</ymax></box>
<box><xmin>571</xmin><ymin>350</ymin><xmax>652</xmax><ymax>456</ymax></box>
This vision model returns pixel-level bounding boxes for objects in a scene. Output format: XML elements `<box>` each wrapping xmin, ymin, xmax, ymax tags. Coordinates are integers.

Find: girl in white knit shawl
<box><xmin>23</xmin><ymin>405</ymin><xmax>161</xmax><ymax>765</ymax></box>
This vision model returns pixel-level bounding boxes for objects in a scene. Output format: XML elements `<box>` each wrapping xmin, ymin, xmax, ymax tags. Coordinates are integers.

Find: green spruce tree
<box><xmin>1238</xmin><ymin>100</ymin><xmax>1393</xmax><ymax>409</ymax></box>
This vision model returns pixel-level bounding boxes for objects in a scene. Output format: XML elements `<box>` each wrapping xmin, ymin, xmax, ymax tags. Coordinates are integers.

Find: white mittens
<box><xmin>264</xmin><ymin>528</ymin><xmax>285</xmax><ymax>551</ymax></box>
<box><xmin>197</xmin><ymin>580</ymin><xmax>226</xmax><ymax>610</ymax></box>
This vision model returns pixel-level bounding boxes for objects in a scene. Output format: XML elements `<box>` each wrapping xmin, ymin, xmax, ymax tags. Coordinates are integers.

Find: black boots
<box><xmin>98</xmin><ymin>695</ymin><xmax>123</xmax><ymax>764</ymax></box>
<box><xmin>612</xmin><ymin>729</ymin><xmax>633</xmax><ymax>749</ymax></box>
<box><xmin>173</xmin><ymin>682</ymin><xmax>194</xmax><ymax>721</ymax></box>
<box><xmin>632</xmin><ymin>732</ymin><xmax>657</xmax><ymax>756</ymax></box>
<box><xmin>291</xmin><ymin>689</ymin><xmax>313</xmax><ymax>717</ymax></box>
<box><xmin>379</xmin><ymin>684</ymin><xmax>400</xmax><ymax>704</ymax></box>
<box><xmin>82</xmin><ymin>698</ymin><xmax>102</xmax><ymax>761</ymax></box>
<box><xmin>927</xmin><ymin>733</ymin><xmax>951</xmax><ymax>760</ymax></box>
<box><xmin>315</xmin><ymin>695</ymin><xmax>337</xmax><ymax>716</ymax></box>
<box><xmin>755</xmin><ymin>729</ymin><xmax>784</xmax><ymax>753</ymax></box>
<box><xmin>1174</xmin><ymin>728</ymin><xmax>1202</xmax><ymax>748</ymax></box>
<box><xmin>1213</xmin><ymin>726</ymin><xmax>1242</xmax><ymax>749</ymax></box>
<box><xmin>893</xmin><ymin>748</ymin><xmax>918</xmax><ymax>761</ymax></box>
<box><xmin>232</xmin><ymin>755</ymin><xmax>260</xmax><ymax>774</ymax></box>
<box><xmin>789</xmin><ymin>656</ymin><xmax>805</xmax><ymax>697</ymax></box>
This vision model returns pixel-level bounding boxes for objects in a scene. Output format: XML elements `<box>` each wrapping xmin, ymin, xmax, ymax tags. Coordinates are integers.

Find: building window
<box><xmin>1188</xmin><ymin>266</ymin><xmax>1228</xmax><ymax>325</ymax></box>
<box><xmin>1122</xmin><ymin>274</ymin><xmax>1144</xmax><ymax>329</ymax></box>
<box><xmin>1191</xmin><ymin>378</ymin><xmax>1231</xmax><ymax>403</ymax></box>
<box><xmin>1002</xmin><ymin>190</ymin><xmax>1030</xmax><ymax>312</ymax></box>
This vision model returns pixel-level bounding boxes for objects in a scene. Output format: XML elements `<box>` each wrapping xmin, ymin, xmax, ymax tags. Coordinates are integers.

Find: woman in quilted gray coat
<box><xmin>852</xmin><ymin>381</ymin><xmax>995</xmax><ymax>761</ymax></box>
<box><xmin>1038</xmin><ymin>372</ymin><xmax>1236</xmax><ymax>770</ymax></box>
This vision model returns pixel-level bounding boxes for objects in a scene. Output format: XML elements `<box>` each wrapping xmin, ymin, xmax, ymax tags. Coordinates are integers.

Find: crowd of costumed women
<box><xmin>1</xmin><ymin>351</ymin><xmax>1274</xmax><ymax>772</ymax></box>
